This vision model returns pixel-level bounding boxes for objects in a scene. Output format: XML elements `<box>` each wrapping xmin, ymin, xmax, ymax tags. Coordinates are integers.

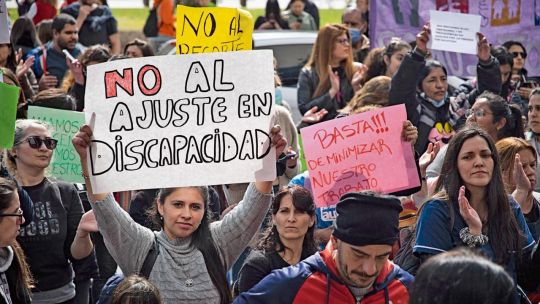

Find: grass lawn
<box><xmin>8</xmin><ymin>7</ymin><xmax>343</xmax><ymax>31</ymax></box>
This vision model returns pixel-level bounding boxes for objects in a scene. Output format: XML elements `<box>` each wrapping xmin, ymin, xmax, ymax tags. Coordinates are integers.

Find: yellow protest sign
<box><xmin>176</xmin><ymin>5</ymin><xmax>253</xmax><ymax>54</ymax></box>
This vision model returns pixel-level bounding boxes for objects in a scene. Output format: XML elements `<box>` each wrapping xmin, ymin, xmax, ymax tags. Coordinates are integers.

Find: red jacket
<box><xmin>235</xmin><ymin>240</ymin><xmax>413</xmax><ymax>304</ymax></box>
<box><xmin>32</xmin><ymin>0</ymin><xmax>57</xmax><ymax>25</ymax></box>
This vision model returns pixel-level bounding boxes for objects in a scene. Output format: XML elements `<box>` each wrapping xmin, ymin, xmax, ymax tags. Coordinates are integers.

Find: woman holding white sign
<box><xmin>388</xmin><ymin>25</ymin><xmax>501</xmax><ymax>155</ymax></box>
<box><xmin>72</xmin><ymin>124</ymin><xmax>286</xmax><ymax>304</ymax></box>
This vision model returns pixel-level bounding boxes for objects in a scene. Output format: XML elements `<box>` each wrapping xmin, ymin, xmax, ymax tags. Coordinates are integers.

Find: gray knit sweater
<box><xmin>92</xmin><ymin>183</ymin><xmax>272</xmax><ymax>303</ymax></box>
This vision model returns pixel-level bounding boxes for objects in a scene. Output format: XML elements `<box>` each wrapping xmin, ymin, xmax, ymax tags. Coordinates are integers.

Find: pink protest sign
<box><xmin>300</xmin><ymin>104</ymin><xmax>419</xmax><ymax>207</ymax></box>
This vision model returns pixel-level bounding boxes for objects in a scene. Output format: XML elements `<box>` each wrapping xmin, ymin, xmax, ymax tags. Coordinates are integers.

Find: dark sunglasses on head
<box><xmin>512</xmin><ymin>51</ymin><xmax>526</xmax><ymax>59</ymax></box>
<box><xmin>20</xmin><ymin>136</ymin><xmax>58</xmax><ymax>150</ymax></box>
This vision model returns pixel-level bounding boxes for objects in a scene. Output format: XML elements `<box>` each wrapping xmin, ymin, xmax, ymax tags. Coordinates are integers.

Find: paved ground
<box><xmin>6</xmin><ymin>0</ymin><xmax>349</xmax><ymax>9</ymax></box>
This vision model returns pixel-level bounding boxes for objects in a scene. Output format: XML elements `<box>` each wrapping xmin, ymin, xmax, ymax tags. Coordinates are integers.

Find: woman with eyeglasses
<box><xmin>297</xmin><ymin>23</ymin><xmax>364</xmax><ymax>123</ymax></box>
<box><xmin>425</xmin><ymin>91</ymin><xmax>524</xmax><ymax>182</ymax></box>
<box><xmin>0</xmin><ymin>177</ymin><xmax>33</xmax><ymax>304</ymax></box>
<box><xmin>389</xmin><ymin>25</ymin><xmax>502</xmax><ymax>155</ymax></box>
<box><xmin>502</xmin><ymin>41</ymin><xmax>539</xmax><ymax>103</ymax></box>
<box><xmin>2</xmin><ymin>119</ymin><xmax>94</xmax><ymax>304</ymax></box>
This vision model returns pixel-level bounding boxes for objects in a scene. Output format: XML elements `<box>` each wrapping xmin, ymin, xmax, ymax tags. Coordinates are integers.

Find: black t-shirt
<box><xmin>238</xmin><ymin>249</ymin><xmax>313</xmax><ymax>293</ymax></box>
<box><xmin>17</xmin><ymin>178</ymin><xmax>84</xmax><ymax>292</ymax></box>
<box><xmin>62</xmin><ymin>3</ymin><xmax>118</xmax><ymax>47</ymax></box>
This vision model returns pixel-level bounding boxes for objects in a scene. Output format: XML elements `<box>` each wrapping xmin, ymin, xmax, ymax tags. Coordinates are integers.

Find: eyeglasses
<box><xmin>512</xmin><ymin>52</ymin><xmax>527</xmax><ymax>59</ymax></box>
<box><xmin>336</xmin><ymin>38</ymin><xmax>350</xmax><ymax>46</ymax></box>
<box><xmin>466</xmin><ymin>108</ymin><xmax>492</xmax><ymax>118</ymax></box>
<box><xmin>0</xmin><ymin>208</ymin><xmax>24</xmax><ymax>221</ymax></box>
<box><xmin>18</xmin><ymin>136</ymin><xmax>58</xmax><ymax>150</ymax></box>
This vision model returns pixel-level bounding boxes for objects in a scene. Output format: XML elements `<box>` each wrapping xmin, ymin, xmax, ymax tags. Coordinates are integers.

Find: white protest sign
<box><xmin>429</xmin><ymin>10</ymin><xmax>481</xmax><ymax>55</ymax></box>
<box><xmin>85</xmin><ymin>50</ymin><xmax>276</xmax><ymax>193</ymax></box>
<box><xmin>0</xmin><ymin>0</ymin><xmax>9</xmax><ymax>44</ymax></box>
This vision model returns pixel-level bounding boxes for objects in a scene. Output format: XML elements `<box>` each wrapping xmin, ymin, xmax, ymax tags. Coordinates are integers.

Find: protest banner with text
<box><xmin>0</xmin><ymin>82</ymin><xmax>19</xmax><ymax>148</ymax></box>
<box><xmin>371</xmin><ymin>0</ymin><xmax>540</xmax><ymax>77</ymax></box>
<box><xmin>300</xmin><ymin>104</ymin><xmax>418</xmax><ymax>207</ymax></box>
<box><xmin>28</xmin><ymin>106</ymin><xmax>85</xmax><ymax>183</ymax></box>
<box><xmin>176</xmin><ymin>5</ymin><xmax>253</xmax><ymax>55</ymax></box>
<box><xmin>85</xmin><ymin>50</ymin><xmax>276</xmax><ymax>193</ymax></box>
<box><xmin>429</xmin><ymin>10</ymin><xmax>481</xmax><ymax>55</ymax></box>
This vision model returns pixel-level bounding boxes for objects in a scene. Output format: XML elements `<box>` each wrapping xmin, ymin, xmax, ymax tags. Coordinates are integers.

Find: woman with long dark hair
<box><xmin>502</xmin><ymin>41</ymin><xmax>539</xmax><ymax>111</ymax></box>
<box><xmin>72</xmin><ymin>124</ymin><xmax>286</xmax><ymax>304</ymax></box>
<box><xmin>297</xmin><ymin>23</ymin><xmax>363</xmax><ymax>122</ymax></box>
<box><xmin>10</xmin><ymin>17</ymin><xmax>39</xmax><ymax>57</ymax></box>
<box><xmin>0</xmin><ymin>178</ymin><xmax>33</xmax><ymax>304</ymax></box>
<box><xmin>255</xmin><ymin>0</ymin><xmax>288</xmax><ymax>30</ymax></box>
<box><xmin>414</xmin><ymin>127</ymin><xmax>535</xmax><ymax>285</ymax></box>
<box><xmin>411</xmin><ymin>248</ymin><xmax>515</xmax><ymax>304</ymax></box>
<box><xmin>389</xmin><ymin>25</ymin><xmax>501</xmax><ymax>154</ymax></box>
<box><xmin>237</xmin><ymin>186</ymin><xmax>317</xmax><ymax>293</ymax></box>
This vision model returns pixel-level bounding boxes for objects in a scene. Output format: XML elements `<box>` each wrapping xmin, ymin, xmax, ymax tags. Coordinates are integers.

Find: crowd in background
<box><xmin>1</xmin><ymin>0</ymin><xmax>540</xmax><ymax>303</ymax></box>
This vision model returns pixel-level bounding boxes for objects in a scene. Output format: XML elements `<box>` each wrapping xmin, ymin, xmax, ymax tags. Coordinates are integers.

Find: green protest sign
<box><xmin>0</xmin><ymin>82</ymin><xmax>20</xmax><ymax>148</ymax></box>
<box><xmin>28</xmin><ymin>106</ymin><xmax>85</xmax><ymax>183</ymax></box>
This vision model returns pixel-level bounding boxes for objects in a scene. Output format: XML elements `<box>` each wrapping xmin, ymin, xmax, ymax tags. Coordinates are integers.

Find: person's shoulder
<box><xmin>300</xmin><ymin>65</ymin><xmax>314</xmax><ymax>75</ymax></box>
<box><xmin>423</xmin><ymin>199</ymin><xmax>450</xmax><ymax>211</ymax></box>
<box><xmin>244</xmin><ymin>250</ymin><xmax>271</xmax><ymax>266</ymax></box>
<box><xmin>235</xmin><ymin>257</ymin><xmax>317</xmax><ymax>303</ymax></box>
<box><xmin>62</xmin><ymin>2</ymin><xmax>80</xmax><ymax>13</ymax></box>
<box><xmin>48</xmin><ymin>179</ymin><xmax>79</xmax><ymax>193</ymax></box>
<box><xmin>305</xmin><ymin>0</ymin><xmax>318</xmax><ymax>8</ymax></box>
<box><xmin>379</xmin><ymin>262</ymin><xmax>414</xmax><ymax>295</ymax></box>
<box><xmin>417</xmin><ymin>199</ymin><xmax>453</xmax><ymax>222</ymax></box>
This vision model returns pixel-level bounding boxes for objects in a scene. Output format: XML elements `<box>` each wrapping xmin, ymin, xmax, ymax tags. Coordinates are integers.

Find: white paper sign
<box><xmin>0</xmin><ymin>0</ymin><xmax>9</xmax><ymax>44</ymax></box>
<box><xmin>85</xmin><ymin>50</ymin><xmax>276</xmax><ymax>193</ymax></box>
<box><xmin>429</xmin><ymin>10</ymin><xmax>481</xmax><ymax>55</ymax></box>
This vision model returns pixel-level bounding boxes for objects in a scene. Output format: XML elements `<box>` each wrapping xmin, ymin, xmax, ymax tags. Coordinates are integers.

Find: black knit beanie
<box><xmin>333</xmin><ymin>192</ymin><xmax>403</xmax><ymax>246</ymax></box>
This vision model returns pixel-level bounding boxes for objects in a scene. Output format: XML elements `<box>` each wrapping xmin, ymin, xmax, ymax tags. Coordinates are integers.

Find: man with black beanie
<box><xmin>234</xmin><ymin>191</ymin><xmax>413</xmax><ymax>304</ymax></box>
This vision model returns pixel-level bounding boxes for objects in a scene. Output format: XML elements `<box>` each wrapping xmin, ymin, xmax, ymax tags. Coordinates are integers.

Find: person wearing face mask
<box><xmin>341</xmin><ymin>7</ymin><xmax>369</xmax><ymax>63</ymax></box>
<box><xmin>234</xmin><ymin>191</ymin><xmax>413</xmax><ymax>304</ymax></box>
<box><xmin>389</xmin><ymin>25</ymin><xmax>502</xmax><ymax>154</ymax></box>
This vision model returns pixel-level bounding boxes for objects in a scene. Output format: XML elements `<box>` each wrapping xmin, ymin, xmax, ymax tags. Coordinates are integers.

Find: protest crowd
<box><xmin>1</xmin><ymin>0</ymin><xmax>540</xmax><ymax>303</ymax></box>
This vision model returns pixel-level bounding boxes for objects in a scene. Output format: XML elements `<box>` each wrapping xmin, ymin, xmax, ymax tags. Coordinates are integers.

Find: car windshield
<box><xmin>255</xmin><ymin>43</ymin><xmax>313</xmax><ymax>86</ymax></box>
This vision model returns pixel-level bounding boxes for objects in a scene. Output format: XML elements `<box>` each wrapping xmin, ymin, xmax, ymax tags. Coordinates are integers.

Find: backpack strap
<box><xmin>140</xmin><ymin>236</ymin><xmax>159</xmax><ymax>279</ymax></box>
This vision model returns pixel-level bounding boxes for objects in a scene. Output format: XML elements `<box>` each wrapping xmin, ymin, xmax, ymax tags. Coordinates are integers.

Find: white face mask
<box><xmin>420</xmin><ymin>92</ymin><xmax>447</xmax><ymax>108</ymax></box>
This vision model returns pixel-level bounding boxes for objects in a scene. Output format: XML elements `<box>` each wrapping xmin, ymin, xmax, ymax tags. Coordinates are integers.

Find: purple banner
<box><xmin>370</xmin><ymin>0</ymin><xmax>540</xmax><ymax>77</ymax></box>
